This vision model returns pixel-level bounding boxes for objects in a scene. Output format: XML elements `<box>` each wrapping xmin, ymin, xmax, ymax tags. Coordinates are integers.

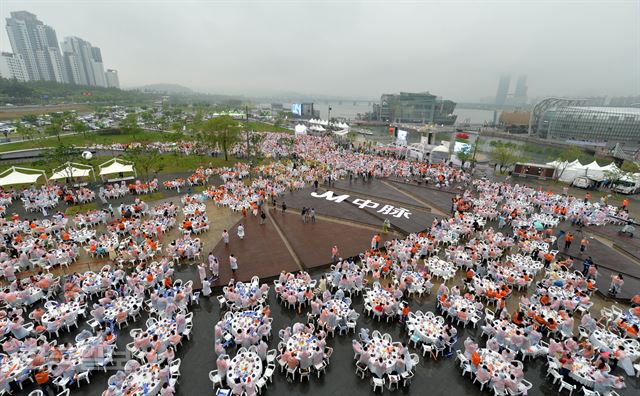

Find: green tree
<box><xmin>456</xmin><ymin>146</ymin><xmax>473</xmax><ymax>168</ymax></box>
<box><xmin>621</xmin><ymin>160</ymin><xmax>640</xmax><ymax>173</ymax></box>
<box><xmin>22</xmin><ymin>114</ymin><xmax>38</xmax><ymax>124</ymax></box>
<box><xmin>555</xmin><ymin>146</ymin><xmax>584</xmax><ymax>180</ymax></box>
<box><xmin>45</xmin><ymin>122</ymin><xmax>62</xmax><ymax>142</ymax></box>
<box><xmin>125</xmin><ymin>147</ymin><xmax>164</xmax><ymax>180</ymax></box>
<box><xmin>491</xmin><ymin>145</ymin><xmax>520</xmax><ymax>173</ymax></box>
<box><xmin>120</xmin><ymin>113</ymin><xmax>141</xmax><ymax>139</ymax></box>
<box><xmin>45</xmin><ymin>144</ymin><xmax>81</xmax><ymax>180</ymax></box>
<box><xmin>198</xmin><ymin>115</ymin><xmax>242</xmax><ymax>162</ymax></box>
<box><xmin>140</xmin><ymin>111</ymin><xmax>154</xmax><ymax>124</ymax></box>
<box><xmin>72</xmin><ymin>121</ymin><xmax>89</xmax><ymax>138</ymax></box>
<box><xmin>13</xmin><ymin>122</ymin><xmax>38</xmax><ymax>141</ymax></box>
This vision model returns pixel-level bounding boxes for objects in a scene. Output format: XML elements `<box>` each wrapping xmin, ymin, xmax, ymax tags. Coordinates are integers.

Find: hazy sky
<box><xmin>1</xmin><ymin>0</ymin><xmax>639</xmax><ymax>101</ymax></box>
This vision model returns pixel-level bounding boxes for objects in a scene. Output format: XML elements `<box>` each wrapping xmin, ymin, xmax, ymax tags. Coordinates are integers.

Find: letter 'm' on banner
<box><xmin>310</xmin><ymin>191</ymin><xmax>350</xmax><ymax>203</ymax></box>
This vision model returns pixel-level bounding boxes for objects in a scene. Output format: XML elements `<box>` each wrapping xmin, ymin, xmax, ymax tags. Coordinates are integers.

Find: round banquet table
<box><xmin>225</xmin><ymin>310</ymin><xmax>265</xmax><ymax>342</ymax></box>
<box><xmin>365</xmin><ymin>287</ymin><xmax>395</xmax><ymax>309</ymax></box>
<box><xmin>406</xmin><ymin>315</ymin><xmax>445</xmax><ymax>344</ymax></box>
<box><xmin>364</xmin><ymin>335</ymin><xmax>403</xmax><ymax>376</ymax></box>
<box><xmin>103</xmin><ymin>296</ymin><xmax>139</xmax><ymax>322</ymax></box>
<box><xmin>447</xmin><ymin>295</ymin><xmax>478</xmax><ymax>317</ymax></box>
<box><xmin>286</xmin><ymin>331</ymin><xmax>321</xmax><ymax>359</ymax></box>
<box><xmin>120</xmin><ymin>363</ymin><xmax>161</xmax><ymax>396</ymax></box>
<box><xmin>400</xmin><ymin>271</ymin><xmax>425</xmax><ymax>293</ymax></box>
<box><xmin>283</xmin><ymin>277</ymin><xmax>310</xmax><ymax>294</ymax></box>
<box><xmin>41</xmin><ymin>301</ymin><xmax>81</xmax><ymax>324</ymax></box>
<box><xmin>589</xmin><ymin>329</ymin><xmax>639</xmax><ymax>376</ymax></box>
<box><xmin>322</xmin><ymin>298</ymin><xmax>350</xmax><ymax>320</ymax></box>
<box><xmin>226</xmin><ymin>351</ymin><xmax>263</xmax><ymax>385</ymax></box>
<box><xmin>569</xmin><ymin>356</ymin><xmax>605</xmax><ymax>389</ymax></box>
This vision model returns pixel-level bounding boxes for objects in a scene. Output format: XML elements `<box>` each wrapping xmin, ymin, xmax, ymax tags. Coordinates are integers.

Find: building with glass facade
<box><xmin>378</xmin><ymin>92</ymin><xmax>457</xmax><ymax>125</ymax></box>
<box><xmin>536</xmin><ymin>106</ymin><xmax>640</xmax><ymax>144</ymax></box>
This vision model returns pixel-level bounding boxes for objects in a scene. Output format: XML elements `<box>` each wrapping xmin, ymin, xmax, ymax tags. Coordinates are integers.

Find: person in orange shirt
<box><xmin>580</xmin><ymin>238</ymin><xmax>589</xmax><ymax>253</ymax></box>
<box><xmin>400</xmin><ymin>304</ymin><xmax>410</xmax><ymax>324</ymax></box>
<box><xmin>540</xmin><ymin>294</ymin><xmax>550</xmax><ymax>306</ymax></box>
<box><xmin>543</xmin><ymin>252</ymin><xmax>553</xmax><ymax>267</ymax></box>
<box><xmin>471</xmin><ymin>350</ymin><xmax>481</xmax><ymax>367</ymax></box>
<box><xmin>465</xmin><ymin>269</ymin><xmax>474</xmax><ymax>284</ymax></box>
<box><xmin>512</xmin><ymin>311</ymin><xmax>525</xmax><ymax>326</ymax></box>
<box><xmin>564</xmin><ymin>233</ymin><xmax>573</xmax><ymax>250</ymax></box>
<box><xmin>34</xmin><ymin>368</ymin><xmax>55</xmax><ymax>395</ymax></box>
<box><xmin>546</xmin><ymin>318</ymin><xmax>557</xmax><ymax>332</ymax></box>
<box><xmin>622</xmin><ymin>198</ymin><xmax>629</xmax><ymax>210</ymax></box>
<box><xmin>62</xmin><ymin>231</ymin><xmax>70</xmax><ymax>241</ymax></box>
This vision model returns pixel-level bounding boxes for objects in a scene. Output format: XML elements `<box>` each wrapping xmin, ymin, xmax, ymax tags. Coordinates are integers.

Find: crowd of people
<box><xmin>0</xmin><ymin>131</ymin><xmax>638</xmax><ymax>396</ymax></box>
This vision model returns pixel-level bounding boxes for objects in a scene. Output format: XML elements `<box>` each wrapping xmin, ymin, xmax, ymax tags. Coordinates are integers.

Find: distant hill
<box><xmin>138</xmin><ymin>84</ymin><xmax>194</xmax><ymax>95</ymax></box>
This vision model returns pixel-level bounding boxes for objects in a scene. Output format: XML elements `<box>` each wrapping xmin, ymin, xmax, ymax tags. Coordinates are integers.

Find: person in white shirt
<box><xmin>229</xmin><ymin>254</ymin><xmax>238</xmax><ymax>276</ymax></box>
<box><xmin>237</xmin><ymin>224</ymin><xmax>245</xmax><ymax>240</ymax></box>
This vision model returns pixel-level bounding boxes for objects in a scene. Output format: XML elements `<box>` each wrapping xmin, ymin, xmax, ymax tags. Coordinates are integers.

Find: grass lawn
<box><xmin>65</xmin><ymin>202</ymin><xmax>97</xmax><ymax>216</ymax></box>
<box><xmin>0</xmin><ymin>152</ymin><xmax>242</xmax><ymax>175</ymax></box>
<box><xmin>0</xmin><ymin>130</ymin><xmax>183</xmax><ymax>152</ymax></box>
<box><xmin>242</xmin><ymin>121</ymin><xmax>291</xmax><ymax>133</ymax></box>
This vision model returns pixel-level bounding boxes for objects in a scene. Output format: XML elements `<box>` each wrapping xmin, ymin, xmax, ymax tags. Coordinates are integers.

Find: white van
<box><xmin>572</xmin><ymin>176</ymin><xmax>594</xmax><ymax>189</ymax></box>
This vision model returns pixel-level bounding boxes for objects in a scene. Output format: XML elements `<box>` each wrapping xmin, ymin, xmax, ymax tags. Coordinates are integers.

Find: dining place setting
<box><xmin>406</xmin><ymin>310</ymin><xmax>446</xmax><ymax>345</ymax></box>
<box><xmin>217</xmin><ymin>308</ymin><xmax>271</xmax><ymax>348</ymax></box>
<box><xmin>425</xmin><ymin>256</ymin><xmax>456</xmax><ymax>281</ymax></box>
<box><xmin>353</xmin><ymin>329</ymin><xmax>418</xmax><ymax>391</ymax></box>
<box><xmin>224</xmin><ymin>277</ymin><xmax>269</xmax><ymax>311</ymax></box>
<box><xmin>119</xmin><ymin>362</ymin><xmax>164</xmax><ymax>396</ymax></box>
<box><xmin>364</xmin><ymin>282</ymin><xmax>400</xmax><ymax>322</ymax></box>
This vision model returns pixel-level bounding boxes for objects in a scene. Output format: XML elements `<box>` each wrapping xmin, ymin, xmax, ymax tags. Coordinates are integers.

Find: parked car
<box><xmin>572</xmin><ymin>176</ymin><xmax>595</xmax><ymax>189</ymax></box>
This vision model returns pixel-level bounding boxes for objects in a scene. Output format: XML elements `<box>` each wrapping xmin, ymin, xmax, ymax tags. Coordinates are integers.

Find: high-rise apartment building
<box><xmin>495</xmin><ymin>74</ymin><xmax>511</xmax><ymax>107</ymax></box>
<box><xmin>0</xmin><ymin>52</ymin><xmax>30</xmax><ymax>81</ymax></box>
<box><xmin>513</xmin><ymin>75</ymin><xmax>528</xmax><ymax>106</ymax></box>
<box><xmin>105</xmin><ymin>69</ymin><xmax>120</xmax><ymax>88</ymax></box>
<box><xmin>5</xmin><ymin>11</ymin><xmax>67</xmax><ymax>83</ymax></box>
<box><xmin>5</xmin><ymin>11</ymin><xmax>117</xmax><ymax>88</ymax></box>
<box><xmin>61</xmin><ymin>36</ymin><xmax>106</xmax><ymax>87</ymax></box>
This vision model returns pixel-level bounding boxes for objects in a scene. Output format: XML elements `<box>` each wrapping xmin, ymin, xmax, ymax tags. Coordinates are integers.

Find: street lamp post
<box><xmin>328</xmin><ymin>105</ymin><xmax>332</xmax><ymax>130</ymax></box>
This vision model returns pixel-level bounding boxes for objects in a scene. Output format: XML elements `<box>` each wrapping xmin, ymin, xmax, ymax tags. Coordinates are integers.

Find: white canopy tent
<box><xmin>0</xmin><ymin>166</ymin><xmax>47</xmax><ymax>186</ymax></box>
<box><xmin>558</xmin><ymin>160</ymin><xmax>587</xmax><ymax>183</ymax></box>
<box><xmin>547</xmin><ymin>158</ymin><xmax>623</xmax><ymax>184</ymax></box>
<box><xmin>50</xmin><ymin>162</ymin><xmax>96</xmax><ymax>181</ymax></box>
<box><xmin>98</xmin><ymin>158</ymin><xmax>137</xmax><ymax>179</ymax></box>
<box><xmin>582</xmin><ymin>161</ymin><xmax>608</xmax><ymax>181</ymax></box>
<box><xmin>430</xmin><ymin>145</ymin><xmax>450</xmax><ymax>164</ymax></box>
<box><xmin>294</xmin><ymin>124</ymin><xmax>308</xmax><ymax>135</ymax></box>
<box><xmin>333</xmin><ymin>128</ymin><xmax>349</xmax><ymax>136</ymax></box>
